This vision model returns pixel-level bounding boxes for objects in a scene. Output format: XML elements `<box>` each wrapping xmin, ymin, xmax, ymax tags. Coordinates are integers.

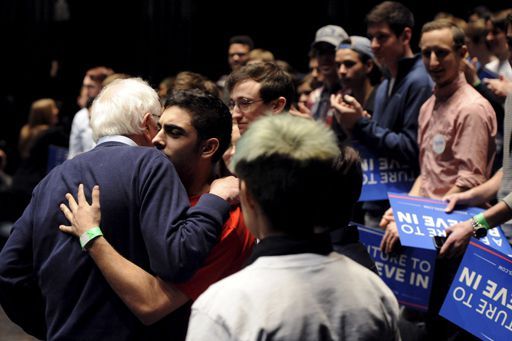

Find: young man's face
<box><xmin>336</xmin><ymin>49</ymin><xmax>368</xmax><ymax>89</ymax></box>
<box><xmin>82</xmin><ymin>75</ymin><xmax>102</xmax><ymax>99</ymax></box>
<box><xmin>228</xmin><ymin>43</ymin><xmax>251</xmax><ymax>71</ymax></box>
<box><xmin>486</xmin><ymin>20</ymin><xmax>509</xmax><ymax>58</ymax></box>
<box><xmin>152</xmin><ymin>106</ymin><xmax>201</xmax><ymax>180</ymax></box>
<box><xmin>420</xmin><ymin>28</ymin><xmax>462</xmax><ymax>88</ymax></box>
<box><xmin>309</xmin><ymin>57</ymin><xmax>324</xmax><ymax>86</ymax></box>
<box><xmin>367</xmin><ymin>22</ymin><xmax>405</xmax><ymax>70</ymax></box>
<box><xmin>229</xmin><ymin>79</ymin><xmax>273</xmax><ymax>134</ymax></box>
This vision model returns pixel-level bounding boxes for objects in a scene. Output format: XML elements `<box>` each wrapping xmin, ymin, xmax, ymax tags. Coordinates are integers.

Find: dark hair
<box><xmin>235</xmin><ymin>145</ymin><xmax>361</xmax><ymax>235</ymax></box>
<box><xmin>422</xmin><ymin>19</ymin><xmax>466</xmax><ymax>50</ymax></box>
<box><xmin>464</xmin><ymin>19</ymin><xmax>488</xmax><ymax>45</ymax></box>
<box><xmin>164</xmin><ymin>89</ymin><xmax>232</xmax><ymax>162</ymax></box>
<box><xmin>366</xmin><ymin>1</ymin><xmax>414</xmax><ymax>37</ymax></box>
<box><xmin>488</xmin><ymin>9</ymin><xmax>512</xmax><ymax>33</ymax></box>
<box><xmin>226</xmin><ymin>62</ymin><xmax>295</xmax><ymax>110</ymax></box>
<box><xmin>322</xmin><ymin>147</ymin><xmax>363</xmax><ymax>228</ymax></box>
<box><xmin>229</xmin><ymin>35</ymin><xmax>254</xmax><ymax>50</ymax></box>
<box><xmin>173</xmin><ymin>71</ymin><xmax>220</xmax><ymax>97</ymax></box>
<box><xmin>236</xmin><ymin>156</ymin><xmax>335</xmax><ymax>235</ymax></box>
<box><xmin>86</xmin><ymin>66</ymin><xmax>114</xmax><ymax>84</ymax></box>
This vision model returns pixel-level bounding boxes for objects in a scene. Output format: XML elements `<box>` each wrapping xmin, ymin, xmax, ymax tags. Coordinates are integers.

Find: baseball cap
<box><xmin>338</xmin><ymin>36</ymin><xmax>375</xmax><ymax>60</ymax></box>
<box><xmin>312</xmin><ymin>25</ymin><xmax>349</xmax><ymax>49</ymax></box>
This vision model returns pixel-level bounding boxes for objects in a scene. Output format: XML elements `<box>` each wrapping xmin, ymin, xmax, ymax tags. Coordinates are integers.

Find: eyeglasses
<box><xmin>228</xmin><ymin>98</ymin><xmax>264</xmax><ymax>111</ymax></box>
<box><xmin>421</xmin><ymin>48</ymin><xmax>451</xmax><ymax>60</ymax></box>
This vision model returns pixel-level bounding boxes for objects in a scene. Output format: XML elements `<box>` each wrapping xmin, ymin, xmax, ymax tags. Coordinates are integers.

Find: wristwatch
<box><xmin>471</xmin><ymin>217</ymin><xmax>488</xmax><ymax>239</ymax></box>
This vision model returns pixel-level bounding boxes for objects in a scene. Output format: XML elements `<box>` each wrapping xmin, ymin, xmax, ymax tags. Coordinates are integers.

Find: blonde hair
<box><xmin>232</xmin><ymin>113</ymin><xmax>339</xmax><ymax>168</ymax></box>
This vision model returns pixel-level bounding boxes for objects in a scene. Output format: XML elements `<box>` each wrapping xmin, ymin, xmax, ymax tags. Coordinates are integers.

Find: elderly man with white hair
<box><xmin>0</xmin><ymin>78</ymin><xmax>237</xmax><ymax>340</ymax></box>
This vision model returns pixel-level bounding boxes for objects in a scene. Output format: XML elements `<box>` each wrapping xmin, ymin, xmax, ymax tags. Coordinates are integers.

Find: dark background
<box><xmin>0</xmin><ymin>0</ymin><xmax>509</xmax><ymax>173</ymax></box>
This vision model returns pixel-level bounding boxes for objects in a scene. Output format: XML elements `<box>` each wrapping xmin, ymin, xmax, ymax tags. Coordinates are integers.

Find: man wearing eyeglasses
<box><xmin>380</xmin><ymin>19</ymin><xmax>497</xmax><ymax>341</ymax></box>
<box><xmin>442</xmin><ymin>13</ymin><xmax>512</xmax><ymax>253</ymax></box>
<box><xmin>225</xmin><ymin>62</ymin><xmax>295</xmax><ymax>134</ymax></box>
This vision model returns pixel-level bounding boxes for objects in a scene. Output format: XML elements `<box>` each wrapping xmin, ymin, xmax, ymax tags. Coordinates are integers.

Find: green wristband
<box><xmin>473</xmin><ymin>213</ymin><xmax>491</xmax><ymax>230</ymax></box>
<box><xmin>79</xmin><ymin>227</ymin><xmax>103</xmax><ymax>250</ymax></box>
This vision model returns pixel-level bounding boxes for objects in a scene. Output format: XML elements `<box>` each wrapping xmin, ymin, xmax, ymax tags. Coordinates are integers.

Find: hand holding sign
<box><xmin>380</xmin><ymin>222</ymin><xmax>400</xmax><ymax>254</ymax></box>
<box><xmin>443</xmin><ymin>189</ymin><xmax>483</xmax><ymax>213</ymax></box>
<box><xmin>439</xmin><ymin>220</ymin><xmax>473</xmax><ymax>258</ymax></box>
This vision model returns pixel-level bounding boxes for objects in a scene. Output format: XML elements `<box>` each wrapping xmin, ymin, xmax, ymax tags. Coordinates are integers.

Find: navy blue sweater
<box><xmin>0</xmin><ymin>141</ymin><xmax>229</xmax><ymax>340</ymax></box>
<box><xmin>353</xmin><ymin>54</ymin><xmax>433</xmax><ymax>172</ymax></box>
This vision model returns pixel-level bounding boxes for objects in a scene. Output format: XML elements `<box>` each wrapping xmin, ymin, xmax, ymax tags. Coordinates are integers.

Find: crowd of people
<box><xmin>1</xmin><ymin>1</ymin><xmax>512</xmax><ymax>340</ymax></box>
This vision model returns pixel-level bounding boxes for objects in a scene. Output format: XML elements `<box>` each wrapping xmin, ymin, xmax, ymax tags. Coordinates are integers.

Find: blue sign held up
<box><xmin>388</xmin><ymin>193</ymin><xmax>512</xmax><ymax>256</ymax></box>
<box><xmin>440</xmin><ymin>240</ymin><xmax>512</xmax><ymax>340</ymax></box>
<box><xmin>356</xmin><ymin>223</ymin><xmax>436</xmax><ymax>311</ymax></box>
<box><xmin>353</xmin><ymin>143</ymin><xmax>415</xmax><ymax>201</ymax></box>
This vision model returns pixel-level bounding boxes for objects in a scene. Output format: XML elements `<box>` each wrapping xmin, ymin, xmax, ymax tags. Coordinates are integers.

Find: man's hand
<box><xmin>462</xmin><ymin>58</ymin><xmax>479</xmax><ymax>85</ymax></box>
<box><xmin>443</xmin><ymin>191</ymin><xmax>472</xmax><ymax>213</ymax></box>
<box><xmin>209</xmin><ymin>176</ymin><xmax>240</xmax><ymax>205</ymax></box>
<box><xmin>380</xmin><ymin>222</ymin><xmax>400</xmax><ymax>254</ymax></box>
<box><xmin>379</xmin><ymin>207</ymin><xmax>395</xmax><ymax>228</ymax></box>
<box><xmin>483</xmin><ymin>78</ymin><xmax>512</xmax><ymax>99</ymax></box>
<box><xmin>59</xmin><ymin>184</ymin><xmax>101</xmax><ymax>237</ymax></box>
<box><xmin>330</xmin><ymin>94</ymin><xmax>367</xmax><ymax>131</ymax></box>
<box><xmin>289</xmin><ymin>103</ymin><xmax>313</xmax><ymax>119</ymax></box>
<box><xmin>439</xmin><ymin>220</ymin><xmax>473</xmax><ymax>258</ymax></box>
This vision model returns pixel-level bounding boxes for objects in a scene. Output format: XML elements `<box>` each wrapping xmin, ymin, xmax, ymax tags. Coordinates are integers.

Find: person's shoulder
<box><xmin>459</xmin><ymin>83</ymin><xmax>496</xmax><ymax>113</ymax></box>
<box><xmin>331</xmin><ymin>252</ymin><xmax>394</xmax><ymax>293</ymax></box>
<box><xmin>192</xmin><ymin>266</ymin><xmax>255</xmax><ymax>311</ymax></box>
<box><xmin>406</xmin><ymin>64</ymin><xmax>432</xmax><ymax>87</ymax></box>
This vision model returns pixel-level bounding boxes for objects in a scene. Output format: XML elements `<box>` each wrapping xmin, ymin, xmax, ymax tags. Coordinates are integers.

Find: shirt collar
<box><xmin>96</xmin><ymin>135</ymin><xmax>138</xmax><ymax>147</ymax></box>
<box><xmin>244</xmin><ymin>233</ymin><xmax>333</xmax><ymax>266</ymax></box>
<box><xmin>434</xmin><ymin>72</ymin><xmax>466</xmax><ymax>100</ymax></box>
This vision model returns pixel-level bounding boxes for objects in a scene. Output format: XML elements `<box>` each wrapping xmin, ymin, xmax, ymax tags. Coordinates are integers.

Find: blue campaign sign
<box><xmin>356</xmin><ymin>223</ymin><xmax>436</xmax><ymax>311</ymax></box>
<box><xmin>353</xmin><ymin>143</ymin><xmax>415</xmax><ymax>202</ymax></box>
<box><xmin>440</xmin><ymin>240</ymin><xmax>512</xmax><ymax>340</ymax></box>
<box><xmin>388</xmin><ymin>193</ymin><xmax>512</xmax><ymax>256</ymax></box>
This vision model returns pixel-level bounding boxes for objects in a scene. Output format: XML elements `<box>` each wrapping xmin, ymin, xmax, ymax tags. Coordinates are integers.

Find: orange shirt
<box><xmin>174</xmin><ymin>195</ymin><xmax>255</xmax><ymax>300</ymax></box>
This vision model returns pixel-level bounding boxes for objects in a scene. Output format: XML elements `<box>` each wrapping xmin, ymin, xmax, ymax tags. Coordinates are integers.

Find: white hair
<box><xmin>232</xmin><ymin>113</ymin><xmax>339</xmax><ymax>168</ymax></box>
<box><xmin>90</xmin><ymin>78</ymin><xmax>161</xmax><ymax>141</ymax></box>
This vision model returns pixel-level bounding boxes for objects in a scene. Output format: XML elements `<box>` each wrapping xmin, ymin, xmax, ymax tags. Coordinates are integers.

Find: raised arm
<box><xmin>60</xmin><ymin>185</ymin><xmax>189</xmax><ymax>325</ymax></box>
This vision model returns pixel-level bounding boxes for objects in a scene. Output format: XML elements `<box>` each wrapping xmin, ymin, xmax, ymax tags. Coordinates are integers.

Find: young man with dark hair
<box><xmin>56</xmin><ymin>89</ymin><xmax>254</xmax><ymax>340</ymax></box>
<box><xmin>332</xmin><ymin>1</ymin><xmax>433</xmax><ymax>227</ymax></box>
<box><xmin>217</xmin><ymin>35</ymin><xmax>255</xmax><ymax>93</ymax></box>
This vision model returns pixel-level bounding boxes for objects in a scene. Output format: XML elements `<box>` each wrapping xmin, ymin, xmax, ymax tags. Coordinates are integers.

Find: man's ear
<box><xmin>365</xmin><ymin>59</ymin><xmax>374</xmax><ymax>74</ymax></box>
<box><xmin>271</xmin><ymin>97</ymin><xmax>287</xmax><ymax>113</ymax></box>
<box><xmin>200</xmin><ymin>138</ymin><xmax>220</xmax><ymax>159</ymax></box>
<box><xmin>141</xmin><ymin>112</ymin><xmax>157</xmax><ymax>144</ymax></box>
<box><xmin>401</xmin><ymin>27</ymin><xmax>412</xmax><ymax>46</ymax></box>
<box><xmin>240</xmin><ymin>180</ymin><xmax>256</xmax><ymax>210</ymax></box>
<box><xmin>459</xmin><ymin>45</ymin><xmax>468</xmax><ymax>59</ymax></box>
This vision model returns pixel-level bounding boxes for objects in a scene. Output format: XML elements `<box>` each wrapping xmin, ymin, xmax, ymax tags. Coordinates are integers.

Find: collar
<box><xmin>394</xmin><ymin>54</ymin><xmax>422</xmax><ymax>85</ymax></box>
<box><xmin>245</xmin><ymin>233</ymin><xmax>333</xmax><ymax>266</ymax></box>
<box><xmin>96</xmin><ymin>135</ymin><xmax>137</xmax><ymax>147</ymax></box>
<box><xmin>434</xmin><ymin>72</ymin><xmax>466</xmax><ymax>100</ymax></box>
